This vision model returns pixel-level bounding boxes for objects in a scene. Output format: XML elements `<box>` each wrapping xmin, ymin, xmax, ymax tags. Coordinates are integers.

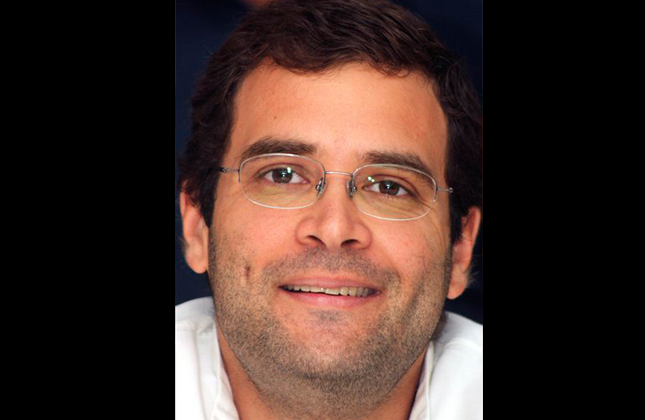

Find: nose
<box><xmin>295</xmin><ymin>174</ymin><xmax>372</xmax><ymax>251</ymax></box>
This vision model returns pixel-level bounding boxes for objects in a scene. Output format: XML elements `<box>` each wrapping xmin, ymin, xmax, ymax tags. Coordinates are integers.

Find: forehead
<box><xmin>229</xmin><ymin>62</ymin><xmax>448</xmax><ymax>180</ymax></box>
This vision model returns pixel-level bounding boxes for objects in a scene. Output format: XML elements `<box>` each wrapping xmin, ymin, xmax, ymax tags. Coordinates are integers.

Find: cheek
<box><xmin>214</xmin><ymin>204</ymin><xmax>300</xmax><ymax>270</ymax></box>
<box><xmin>426</xmin><ymin>216</ymin><xmax>450</xmax><ymax>255</ymax></box>
<box><xmin>372</xmin><ymin>218</ymin><xmax>449</xmax><ymax>294</ymax></box>
<box><xmin>376</xmin><ymin>218</ymin><xmax>447</xmax><ymax>261</ymax></box>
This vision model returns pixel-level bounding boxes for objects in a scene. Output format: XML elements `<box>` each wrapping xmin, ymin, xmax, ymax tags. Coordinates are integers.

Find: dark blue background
<box><xmin>175</xmin><ymin>0</ymin><xmax>483</xmax><ymax>323</ymax></box>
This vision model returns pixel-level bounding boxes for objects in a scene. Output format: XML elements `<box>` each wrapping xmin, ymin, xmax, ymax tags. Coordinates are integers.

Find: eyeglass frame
<box><xmin>216</xmin><ymin>153</ymin><xmax>453</xmax><ymax>221</ymax></box>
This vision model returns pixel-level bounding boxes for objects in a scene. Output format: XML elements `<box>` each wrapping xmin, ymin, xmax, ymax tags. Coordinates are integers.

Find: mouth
<box><xmin>277</xmin><ymin>278</ymin><xmax>383</xmax><ymax>309</ymax></box>
<box><xmin>279</xmin><ymin>285</ymin><xmax>378</xmax><ymax>298</ymax></box>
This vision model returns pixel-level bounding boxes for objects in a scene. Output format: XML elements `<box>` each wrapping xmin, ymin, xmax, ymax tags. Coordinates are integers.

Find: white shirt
<box><xmin>176</xmin><ymin>297</ymin><xmax>482</xmax><ymax>420</ymax></box>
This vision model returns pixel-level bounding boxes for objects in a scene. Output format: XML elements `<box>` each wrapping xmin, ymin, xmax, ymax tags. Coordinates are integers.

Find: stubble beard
<box><xmin>209</xmin><ymin>232</ymin><xmax>451</xmax><ymax>420</ymax></box>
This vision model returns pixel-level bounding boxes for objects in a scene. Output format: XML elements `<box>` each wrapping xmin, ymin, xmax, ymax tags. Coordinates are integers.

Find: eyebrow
<box><xmin>238</xmin><ymin>137</ymin><xmax>436</xmax><ymax>179</ymax></box>
<box><xmin>238</xmin><ymin>136</ymin><xmax>318</xmax><ymax>163</ymax></box>
<box><xmin>361</xmin><ymin>151</ymin><xmax>436</xmax><ymax>180</ymax></box>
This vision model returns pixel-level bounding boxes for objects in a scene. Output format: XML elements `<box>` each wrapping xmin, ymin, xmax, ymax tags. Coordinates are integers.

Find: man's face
<box><xmin>183</xmin><ymin>62</ymin><xmax>474</xmax><ymax>407</ymax></box>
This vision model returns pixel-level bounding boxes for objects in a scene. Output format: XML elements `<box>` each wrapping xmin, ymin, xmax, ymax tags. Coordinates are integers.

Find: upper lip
<box><xmin>279</xmin><ymin>276</ymin><xmax>382</xmax><ymax>291</ymax></box>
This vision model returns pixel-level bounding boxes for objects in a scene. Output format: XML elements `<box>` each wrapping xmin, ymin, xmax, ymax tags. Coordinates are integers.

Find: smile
<box><xmin>280</xmin><ymin>285</ymin><xmax>377</xmax><ymax>297</ymax></box>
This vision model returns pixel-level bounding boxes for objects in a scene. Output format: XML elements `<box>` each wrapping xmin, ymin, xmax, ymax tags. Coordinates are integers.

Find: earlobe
<box><xmin>180</xmin><ymin>192</ymin><xmax>210</xmax><ymax>274</ymax></box>
<box><xmin>447</xmin><ymin>206</ymin><xmax>482</xmax><ymax>300</ymax></box>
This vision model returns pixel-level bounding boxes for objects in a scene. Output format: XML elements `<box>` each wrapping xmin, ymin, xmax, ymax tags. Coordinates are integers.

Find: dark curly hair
<box><xmin>177</xmin><ymin>0</ymin><xmax>482</xmax><ymax>244</ymax></box>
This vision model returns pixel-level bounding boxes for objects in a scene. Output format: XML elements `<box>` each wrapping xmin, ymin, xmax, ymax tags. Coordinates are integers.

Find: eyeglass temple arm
<box><xmin>438</xmin><ymin>187</ymin><xmax>454</xmax><ymax>194</ymax></box>
<box><xmin>216</xmin><ymin>167</ymin><xmax>242</xmax><ymax>183</ymax></box>
<box><xmin>216</xmin><ymin>167</ymin><xmax>240</xmax><ymax>173</ymax></box>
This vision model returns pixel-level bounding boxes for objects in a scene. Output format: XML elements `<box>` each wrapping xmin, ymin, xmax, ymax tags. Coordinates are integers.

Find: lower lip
<box><xmin>278</xmin><ymin>288</ymin><xmax>381</xmax><ymax>309</ymax></box>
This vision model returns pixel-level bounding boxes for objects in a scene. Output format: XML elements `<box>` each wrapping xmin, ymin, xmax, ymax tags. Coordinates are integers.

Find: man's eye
<box><xmin>262</xmin><ymin>167</ymin><xmax>307</xmax><ymax>184</ymax></box>
<box><xmin>364</xmin><ymin>180</ymin><xmax>411</xmax><ymax>197</ymax></box>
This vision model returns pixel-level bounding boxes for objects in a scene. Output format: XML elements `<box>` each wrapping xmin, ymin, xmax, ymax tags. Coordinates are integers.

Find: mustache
<box><xmin>260</xmin><ymin>247</ymin><xmax>400</xmax><ymax>289</ymax></box>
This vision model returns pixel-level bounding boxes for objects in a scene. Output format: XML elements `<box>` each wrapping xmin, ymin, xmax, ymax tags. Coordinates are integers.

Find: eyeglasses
<box><xmin>217</xmin><ymin>153</ymin><xmax>453</xmax><ymax>221</ymax></box>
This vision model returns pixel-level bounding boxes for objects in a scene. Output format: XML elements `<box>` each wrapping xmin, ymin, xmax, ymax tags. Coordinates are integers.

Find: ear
<box><xmin>447</xmin><ymin>207</ymin><xmax>482</xmax><ymax>300</ymax></box>
<box><xmin>179</xmin><ymin>192</ymin><xmax>210</xmax><ymax>274</ymax></box>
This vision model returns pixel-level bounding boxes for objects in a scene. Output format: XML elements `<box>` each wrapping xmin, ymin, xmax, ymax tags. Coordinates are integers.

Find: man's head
<box><xmin>178</xmin><ymin>0</ymin><xmax>481</xmax><ymax>418</ymax></box>
<box><xmin>178</xmin><ymin>0</ymin><xmax>482</xmax><ymax>247</ymax></box>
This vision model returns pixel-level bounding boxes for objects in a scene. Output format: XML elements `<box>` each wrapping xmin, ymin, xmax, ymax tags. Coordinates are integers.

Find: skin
<box><xmin>181</xmin><ymin>62</ymin><xmax>482</xmax><ymax>420</ymax></box>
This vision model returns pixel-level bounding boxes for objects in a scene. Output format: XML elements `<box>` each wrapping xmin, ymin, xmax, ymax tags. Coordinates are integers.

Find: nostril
<box><xmin>307</xmin><ymin>235</ymin><xmax>326</xmax><ymax>247</ymax></box>
<box><xmin>341</xmin><ymin>239</ymin><xmax>358</xmax><ymax>247</ymax></box>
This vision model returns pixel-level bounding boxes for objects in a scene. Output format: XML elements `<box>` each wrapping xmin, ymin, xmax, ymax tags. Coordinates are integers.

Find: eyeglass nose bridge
<box><xmin>314</xmin><ymin>171</ymin><xmax>357</xmax><ymax>199</ymax></box>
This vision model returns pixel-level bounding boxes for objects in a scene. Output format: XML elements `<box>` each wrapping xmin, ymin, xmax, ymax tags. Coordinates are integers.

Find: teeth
<box><xmin>283</xmin><ymin>285</ymin><xmax>374</xmax><ymax>297</ymax></box>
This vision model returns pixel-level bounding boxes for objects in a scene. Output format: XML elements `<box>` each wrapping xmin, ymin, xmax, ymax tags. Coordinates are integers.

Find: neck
<box><xmin>217</xmin><ymin>328</ymin><xmax>427</xmax><ymax>420</ymax></box>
